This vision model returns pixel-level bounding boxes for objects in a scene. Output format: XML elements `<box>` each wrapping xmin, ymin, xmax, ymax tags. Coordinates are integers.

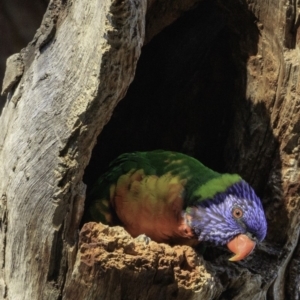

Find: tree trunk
<box><xmin>0</xmin><ymin>0</ymin><xmax>299</xmax><ymax>299</ymax></box>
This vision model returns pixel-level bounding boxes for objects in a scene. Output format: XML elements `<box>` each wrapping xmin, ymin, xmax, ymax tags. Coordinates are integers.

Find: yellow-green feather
<box><xmin>86</xmin><ymin>150</ymin><xmax>242</xmax><ymax>224</ymax></box>
<box><xmin>192</xmin><ymin>174</ymin><xmax>242</xmax><ymax>200</ymax></box>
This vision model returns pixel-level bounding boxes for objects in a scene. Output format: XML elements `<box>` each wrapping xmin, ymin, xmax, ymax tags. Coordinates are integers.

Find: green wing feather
<box><xmin>86</xmin><ymin>150</ymin><xmax>241</xmax><ymax>226</ymax></box>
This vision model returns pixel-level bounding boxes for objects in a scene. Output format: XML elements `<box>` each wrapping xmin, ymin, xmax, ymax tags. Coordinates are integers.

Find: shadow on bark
<box><xmin>0</xmin><ymin>0</ymin><xmax>48</xmax><ymax>114</ymax></box>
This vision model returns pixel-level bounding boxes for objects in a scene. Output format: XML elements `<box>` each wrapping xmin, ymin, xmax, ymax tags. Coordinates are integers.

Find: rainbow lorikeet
<box><xmin>86</xmin><ymin>150</ymin><xmax>267</xmax><ymax>261</ymax></box>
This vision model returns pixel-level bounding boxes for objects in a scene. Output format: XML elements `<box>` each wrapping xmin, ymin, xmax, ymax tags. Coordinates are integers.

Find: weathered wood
<box><xmin>0</xmin><ymin>0</ymin><xmax>146</xmax><ymax>298</ymax></box>
<box><xmin>0</xmin><ymin>0</ymin><xmax>299</xmax><ymax>299</ymax></box>
<box><xmin>224</xmin><ymin>0</ymin><xmax>300</xmax><ymax>298</ymax></box>
<box><xmin>64</xmin><ymin>222</ymin><xmax>220</xmax><ymax>300</ymax></box>
<box><xmin>1</xmin><ymin>53</ymin><xmax>24</xmax><ymax>96</ymax></box>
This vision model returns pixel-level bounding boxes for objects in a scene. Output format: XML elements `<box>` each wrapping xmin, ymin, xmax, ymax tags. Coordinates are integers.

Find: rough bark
<box><xmin>0</xmin><ymin>0</ymin><xmax>146</xmax><ymax>298</ymax></box>
<box><xmin>0</xmin><ymin>0</ymin><xmax>299</xmax><ymax>299</ymax></box>
<box><xmin>64</xmin><ymin>222</ymin><xmax>220</xmax><ymax>300</ymax></box>
<box><xmin>224</xmin><ymin>1</ymin><xmax>300</xmax><ymax>298</ymax></box>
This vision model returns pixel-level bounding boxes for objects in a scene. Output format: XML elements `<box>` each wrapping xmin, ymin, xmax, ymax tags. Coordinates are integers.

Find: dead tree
<box><xmin>0</xmin><ymin>0</ymin><xmax>299</xmax><ymax>299</ymax></box>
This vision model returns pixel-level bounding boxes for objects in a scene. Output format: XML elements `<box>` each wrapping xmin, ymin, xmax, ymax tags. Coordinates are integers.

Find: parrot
<box><xmin>85</xmin><ymin>150</ymin><xmax>267</xmax><ymax>261</ymax></box>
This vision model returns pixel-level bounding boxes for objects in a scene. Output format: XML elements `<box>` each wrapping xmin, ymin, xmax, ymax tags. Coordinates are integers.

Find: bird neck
<box><xmin>176</xmin><ymin>211</ymin><xmax>199</xmax><ymax>246</ymax></box>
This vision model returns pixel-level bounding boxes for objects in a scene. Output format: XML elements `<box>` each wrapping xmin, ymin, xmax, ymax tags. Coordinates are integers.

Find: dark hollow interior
<box><xmin>84</xmin><ymin>0</ymin><xmax>259</xmax><ymax>192</ymax></box>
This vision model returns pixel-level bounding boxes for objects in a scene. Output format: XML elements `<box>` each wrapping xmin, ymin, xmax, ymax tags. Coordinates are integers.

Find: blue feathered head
<box><xmin>188</xmin><ymin>180</ymin><xmax>267</xmax><ymax>260</ymax></box>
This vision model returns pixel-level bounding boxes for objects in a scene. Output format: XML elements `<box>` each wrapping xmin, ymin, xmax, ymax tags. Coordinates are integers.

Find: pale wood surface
<box><xmin>0</xmin><ymin>0</ymin><xmax>146</xmax><ymax>298</ymax></box>
<box><xmin>0</xmin><ymin>0</ymin><xmax>299</xmax><ymax>299</ymax></box>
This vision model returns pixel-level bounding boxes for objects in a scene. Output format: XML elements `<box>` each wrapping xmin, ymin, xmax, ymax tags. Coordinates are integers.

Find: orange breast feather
<box><xmin>111</xmin><ymin>169</ymin><xmax>197</xmax><ymax>245</ymax></box>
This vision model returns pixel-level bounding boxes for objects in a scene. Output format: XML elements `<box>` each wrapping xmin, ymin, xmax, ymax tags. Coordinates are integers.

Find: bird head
<box><xmin>187</xmin><ymin>180</ymin><xmax>267</xmax><ymax>261</ymax></box>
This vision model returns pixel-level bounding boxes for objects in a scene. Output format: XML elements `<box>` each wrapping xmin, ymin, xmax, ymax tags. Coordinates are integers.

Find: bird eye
<box><xmin>232</xmin><ymin>207</ymin><xmax>243</xmax><ymax>219</ymax></box>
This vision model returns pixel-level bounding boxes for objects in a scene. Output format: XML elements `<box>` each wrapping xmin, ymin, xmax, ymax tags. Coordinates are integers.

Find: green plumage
<box><xmin>85</xmin><ymin>150</ymin><xmax>241</xmax><ymax>244</ymax></box>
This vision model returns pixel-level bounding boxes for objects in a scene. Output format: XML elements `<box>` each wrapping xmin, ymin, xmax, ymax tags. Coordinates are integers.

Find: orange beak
<box><xmin>227</xmin><ymin>234</ymin><xmax>256</xmax><ymax>261</ymax></box>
